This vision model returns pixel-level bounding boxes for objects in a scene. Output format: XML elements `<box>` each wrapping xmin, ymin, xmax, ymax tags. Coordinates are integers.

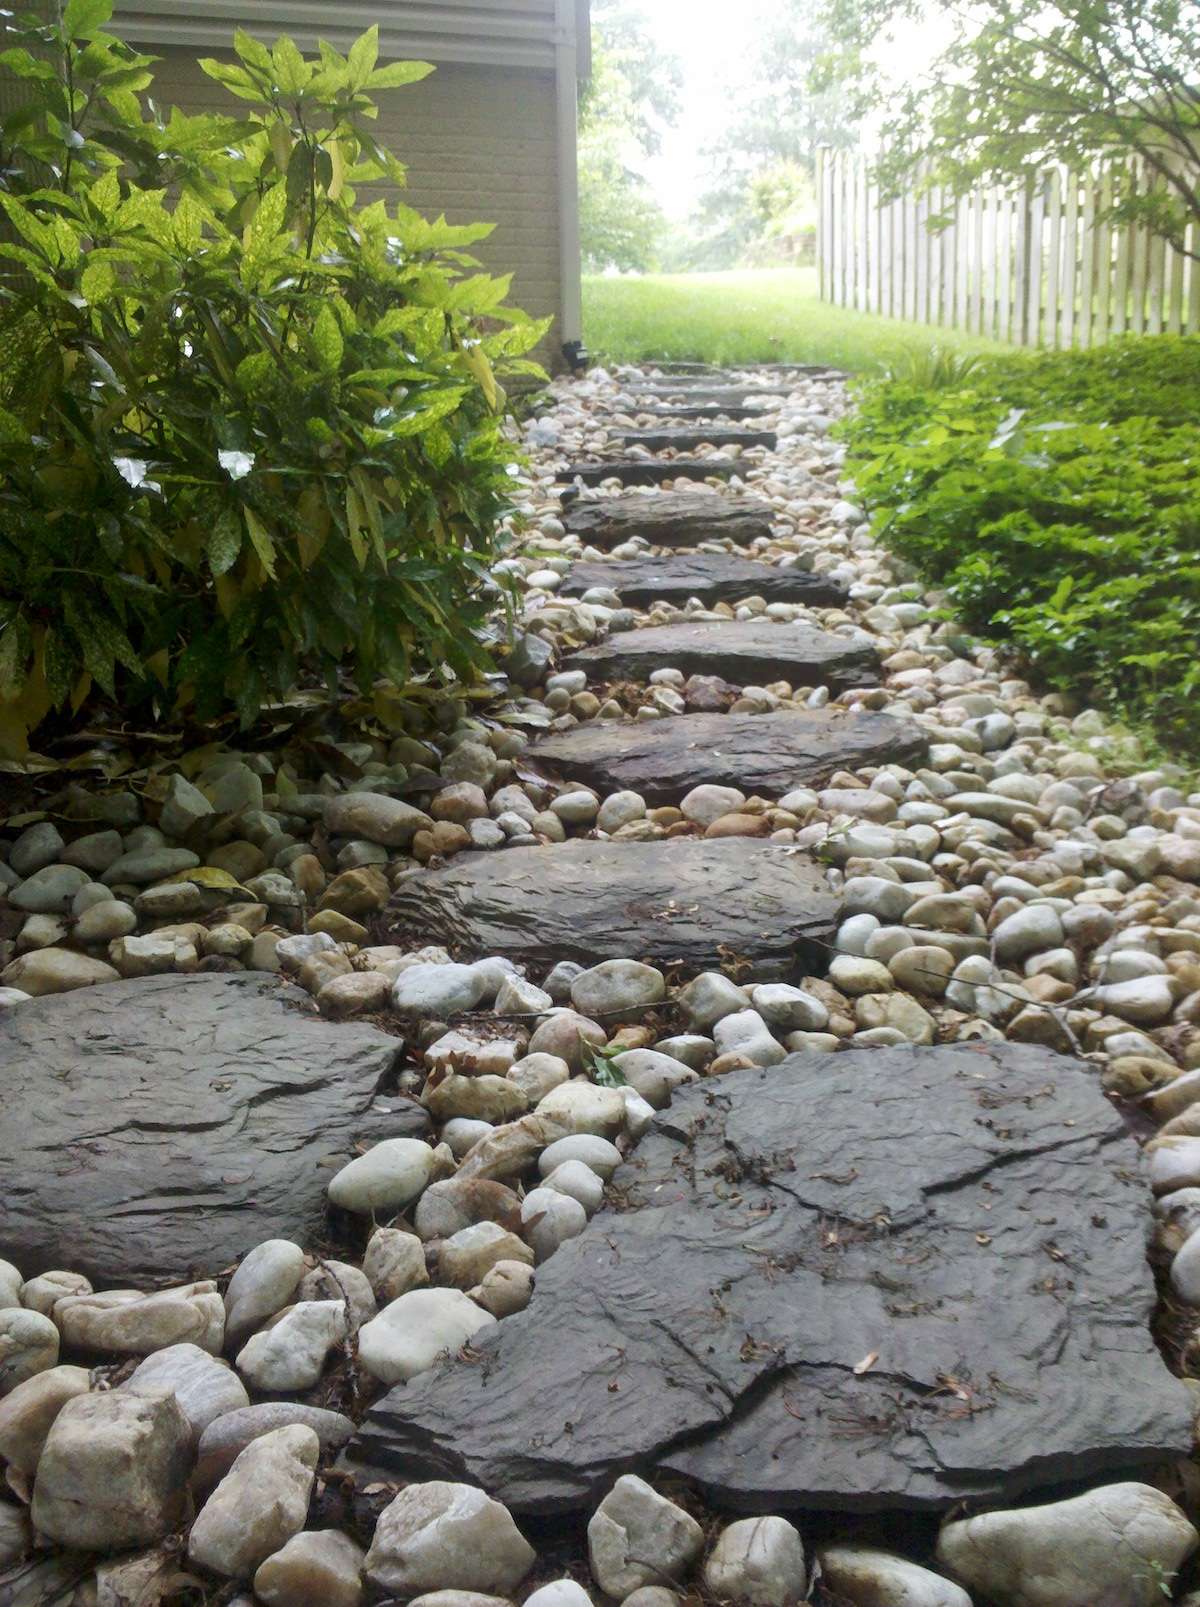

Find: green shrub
<box><xmin>0</xmin><ymin>3</ymin><xmax>547</xmax><ymax>755</ymax></box>
<box><xmin>841</xmin><ymin>337</ymin><xmax>1200</xmax><ymax>749</ymax></box>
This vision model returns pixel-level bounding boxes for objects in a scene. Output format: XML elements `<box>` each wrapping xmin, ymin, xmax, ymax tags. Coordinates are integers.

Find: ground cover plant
<box><xmin>0</xmin><ymin>2</ymin><xmax>545</xmax><ymax>756</ymax></box>
<box><xmin>583</xmin><ymin>267</ymin><xmax>1008</xmax><ymax>371</ymax></box>
<box><xmin>840</xmin><ymin>335</ymin><xmax>1200</xmax><ymax>749</ymax></box>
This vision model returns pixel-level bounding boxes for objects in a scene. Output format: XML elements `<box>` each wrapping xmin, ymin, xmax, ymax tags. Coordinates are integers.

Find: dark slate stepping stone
<box><xmin>634</xmin><ymin>387</ymin><xmax>788</xmax><ymax>408</ymax></box>
<box><xmin>350</xmin><ymin>1044</ymin><xmax>1192</xmax><ymax>1516</ymax></box>
<box><xmin>560</xmin><ymin>457</ymin><xmax>736</xmax><ymax>490</ymax></box>
<box><xmin>560</xmin><ymin>553</ymin><xmax>846</xmax><ymax>609</ymax></box>
<box><xmin>563</xmin><ymin>619</ymin><xmax>879</xmax><ymax>694</ymax></box>
<box><xmin>0</xmin><ymin>973</ymin><xmax>427</xmax><ymax>1286</ymax></box>
<box><xmin>638</xmin><ymin>402</ymin><xmax>778</xmax><ymax>423</ymax></box>
<box><xmin>384</xmin><ymin>837</ymin><xmax>838</xmax><ymax>977</ymax></box>
<box><xmin>564</xmin><ymin>491</ymin><xmax>775</xmax><ymax>551</ymax></box>
<box><xmin>616</xmin><ymin>427</ymin><xmax>778</xmax><ymax>454</ymax></box>
<box><xmin>528</xmin><ymin>708</ymin><xmax>927</xmax><ymax>805</ymax></box>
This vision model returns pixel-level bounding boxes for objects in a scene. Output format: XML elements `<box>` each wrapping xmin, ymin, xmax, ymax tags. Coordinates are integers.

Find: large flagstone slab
<box><xmin>384</xmin><ymin>837</ymin><xmax>839</xmax><ymax>978</ymax></box>
<box><xmin>0</xmin><ymin>973</ymin><xmax>427</xmax><ymax>1286</ymax></box>
<box><xmin>349</xmin><ymin>1044</ymin><xmax>1192</xmax><ymax>1515</ymax></box>
<box><xmin>528</xmin><ymin>709</ymin><xmax>927</xmax><ymax>805</ymax></box>
<box><xmin>563</xmin><ymin>491</ymin><xmax>776</xmax><ymax>550</ymax></box>
<box><xmin>560</xmin><ymin>553</ymin><xmax>846</xmax><ymax>608</ymax></box>
<box><xmin>563</xmin><ymin>618</ymin><xmax>879</xmax><ymax>693</ymax></box>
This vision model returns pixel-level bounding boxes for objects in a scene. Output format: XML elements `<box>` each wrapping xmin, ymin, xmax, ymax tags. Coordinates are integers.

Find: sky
<box><xmin>631</xmin><ymin>0</ymin><xmax>954</xmax><ymax>219</ymax></box>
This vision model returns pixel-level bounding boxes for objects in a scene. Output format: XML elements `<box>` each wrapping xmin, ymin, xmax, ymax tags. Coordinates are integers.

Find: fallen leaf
<box><xmin>853</xmin><ymin>1350</ymin><xmax>879</xmax><ymax>1375</ymax></box>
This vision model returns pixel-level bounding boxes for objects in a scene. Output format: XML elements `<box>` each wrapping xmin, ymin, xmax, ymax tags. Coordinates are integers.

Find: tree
<box><xmin>686</xmin><ymin>0</ymin><xmax>857</xmax><ymax>269</ymax></box>
<box><xmin>817</xmin><ymin>0</ymin><xmax>1200</xmax><ymax>257</ymax></box>
<box><xmin>578</xmin><ymin>1</ymin><xmax>681</xmax><ymax>271</ymax></box>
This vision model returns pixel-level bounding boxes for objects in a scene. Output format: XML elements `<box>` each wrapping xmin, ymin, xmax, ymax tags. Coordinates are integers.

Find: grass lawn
<box><xmin>583</xmin><ymin>267</ymin><xmax>1012</xmax><ymax>373</ymax></box>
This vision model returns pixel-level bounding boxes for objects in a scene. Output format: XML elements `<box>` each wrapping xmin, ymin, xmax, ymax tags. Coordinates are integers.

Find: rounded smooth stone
<box><xmin>235</xmin><ymin>1301</ymin><xmax>348</xmax><ymax>1392</ymax></box>
<box><xmin>528</xmin><ymin>1010</ymin><xmax>607</xmax><ymax>1071</ymax></box>
<box><xmin>538</xmin><ymin>1135</ymin><xmax>622</xmax><ymax>1180</ymax></box>
<box><xmin>254</xmin><ymin>1528</ymin><xmax>366</xmax><ymax>1607</ymax></box>
<box><xmin>542</xmin><ymin>1159</ymin><xmax>605</xmax><ymax>1214</ymax></box>
<box><xmin>363</xmin><ymin>1227</ymin><xmax>430</xmax><ymax>1302</ymax></box>
<box><xmin>992</xmin><ymin>904</ymin><xmax>1064</xmax><ymax>963</ymax></box>
<box><xmin>536</xmin><ymin>1082</ymin><xmax>626</xmax><ymax>1138</ymax></box>
<box><xmin>224</xmin><ymin>1239</ymin><xmax>305</xmax><ymax>1347</ymax></box>
<box><xmin>888</xmin><ymin>946</ymin><xmax>955</xmax><ymax>997</ymax></box>
<box><xmin>364</xmin><ymin>1481</ymin><xmax>534</xmax><ymax>1597</ymax></box>
<box><xmin>356</xmin><ymin>1290</ymin><xmax>496</xmax><ymax>1385</ymax></box>
<box><xmin>677</xmin><ymin>972</ymin><xmax>751</xmax><ymax>1031</ymax></box>
<box><xmin>188</xmin><ymin>1423</ymin><xmax>318</xmax><ymax>1580</ymax></box>
<box><xmin>9</xmin><ymin>864</ymin><xmax>91</xmax><ymax>914</ymax></box>
<box><xmin>123</xmin><ymin>1343</ymin><xmax>249</xmax><ymax>1442</ymax></box>
<box><xmin>0</xmin><ymin>1260</ymin><xmax>23</xmax><ymax>1309</ymax></box>
<box><xmin>818</xmin><ymin>1543</ymin><xmax>970</xmax><ymax>1607</ymax></box>
<box><xmin>681</xmin><ymin>785</ymin><xmax>747</xmax><ymax>828</ymax></box>
<box><xmin>74</xmin><ymin>899</ymin><xmax>137</xmax><ymax>945</ymax></box>
<box><xmin>393</xmin><ymin>963</ymin><xmax>490</xmax><ymax>1017</ymax></box>
<box><xmin>521</xmin><ymin>1186</ymin><xmax>587</xmax><ymax>1261</ymax></box>
<box><xmin>525</xmin><ymin>1585</ymin><xmax>592</xmax><ymax>1607</ymax></box>
<box><xmin>570</xmin><ymin>960</ymin><xmax>665</xmax><ymax>1018</ymax></box>
<box><xmin>750</xmin><ymin>983</ymin><xmax>829</xmax><ymax>1033</ymax></box>
<box><xmin>0</xmin><ymin>1364</ymin><xmax>92</xmax><ymax>1474</ymax></box>
<box><xmin>829</xmin><ymin>955</ymin><xmax>894</xmax><ymax>995</ymax></box>
<box><xmin>597</xmin><ymin>792</ymin><xmax>647</xmax><ymax>834</ymax></box>
<box><xmin>328</xmin><ymin>1139</ymin><xmax>439</xmax><ymax>1214</ymax></box>
<box><xmin>0</xmin><ymin>1308</ymin><xmax>59</xmax><ymax>1394</ymax></box>
<box><xmin>703</xmin><ymin>1516</ymin><xmax>807</xmax><ymax>1606</ymax></box>
<box><xmin>550</xmin><ymin>790</ymin><xmax>600</xmax><ymax>825</ymax></box>
<box><xmin>0</xmin><ymin>947</ymin><xmax>119</xmax><ymax>995</ymax></box>
<box><xmin>712</xmin><ymin>1010</ymin><xmax>786</xmax><ymax>1067</ymax></box>
<box><xmin>470</xmin><ymin>1259</ymin><xmax>535</xmax><ymax>1319</ymax></box>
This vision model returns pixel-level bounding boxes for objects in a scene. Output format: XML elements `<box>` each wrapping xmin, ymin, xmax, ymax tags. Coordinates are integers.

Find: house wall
<box><xmin>146</xmin><ymin>48</ymin><xmax>563</xmax><ymax>341</ymax></box>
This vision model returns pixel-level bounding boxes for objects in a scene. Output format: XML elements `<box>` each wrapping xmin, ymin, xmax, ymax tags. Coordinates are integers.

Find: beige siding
<box><xmin>142</xmin><ymin>49</ymin><xmax>562</xmax><ymax>348</ymax></box>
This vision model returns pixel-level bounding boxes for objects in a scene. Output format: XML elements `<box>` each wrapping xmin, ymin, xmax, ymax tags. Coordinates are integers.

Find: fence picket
<box><xmin>816</xmin><ymin>148</ymin><xmax>1196</xmax><ymax>349</ymax></box>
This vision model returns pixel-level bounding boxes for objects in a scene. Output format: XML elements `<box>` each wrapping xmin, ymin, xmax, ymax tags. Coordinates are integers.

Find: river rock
<box><xmin>123</xmin><ymin>1343</ymin><xmax>248</xmax><ymax>1441</ymax></box>
<box><xmin>0</xmin><ymin>1364</ymin><xmax>91</xmax><ymax>1474</ymax></box>
<box><xmin>194</xmin><ymin>1402</ymin><xmax>355</xmax><ymax>1491</ymax></box>
<box><xmin>0</xmin><ymin>973</ymin><xmax>426</xmax><ymax>1285</ymax></box>
<box><xmin>364</xmin><ymin>1481</ymin><xmax>536</xmax><ymax>1596</ymax></box>
<box><xmin>561</xmin><ymin>554</ymin><xmax>843</xmax><ymax>608</ymax></box>
<box><xmin>328</xmin><ymin>1137</ymin><xmax>440</xmax><ymax>1214</ymax></box>
<box><xmin>0</xmin><ymin>946</ymin><xmax>119</xmax><ymax>996</ymax></box>
<box><xmin>357</xmin><ymin>1289</ymin><xmax>496</xmax><ymax>1385</ymax></box>
<box><xmin>235</xmin><ymin>1300</ymin><xmax>348</xmax><ymax>1391</ymax></box>
<box><xmin>703</xmin><ymin>1516</ymin><xmax>807</xmax><ymax>1606</ymax></box>
<box><xmin>188</xmin><ymin>1423</ymin><xmax>318</xmax><ymax>1579</ymax></box>
<box><xmin>528</xmin><ymin>710</ymin><xmax>926</xmax><ymax>807</ymax></box>
<box><xmin>618</xmin><ymin>425</ymin><xmax>777</xmax><ymax>452</ymax></box>
<box><xmin>588</xmin><ymin>1475</ymin><xmax>703</xmax><ymax>1596</ymax></box>
<box><xmin>935</xmin><ymin>1482</ymin><xmax>1198</xmax><ymax>1607</ymax></box>
<box><xmin>0</xmin><ymin>1308</ymin><xmax>59</xmax><ymax>1393</ymax></box>
<box><xmin>55</xmin><ymin>1282</ymin><xmax>224</xmax><ymax>1356</ymax></box>
<box><xmin>254</xmin><ymin>1529</ymin><xmax>365</xmax><ymax>1607</ymax></box>
<box><xmin>385</xmin><ymin>840</ymin><xmax>839</xmax><ymax>978</ymax></box>
<box><xmin>817</xmin><ymin>1544</ymin><xmax>970</xmax><ymax>1607</ymax></box>
<box><xmin>350</xmin><ymin>1046</ymin><xmax>1191</xmax><ymax>1514</ymax></box>
<box><xmin>224</xmin><ymin>1239</ymin><xmax>305</xmax><ymax>1347</ymax></box>
<box><xmin>563</xmin><ymin>619</ymin><xmax>878</xmax><ymax>694</ymax></box>
<box><xmin>32</xmin><ymin>1388</ymin><xmax>192</xmax><ymax>1550</ymax></box>
<box><xmin>324</xmin><ymin>793</ymin><xmax>433</xmax><ymax>847</ymax></box>
<box><xmin>562</xmin><ymin>491</ymin><xmax>775</xmax><ymax>550</ymax></box>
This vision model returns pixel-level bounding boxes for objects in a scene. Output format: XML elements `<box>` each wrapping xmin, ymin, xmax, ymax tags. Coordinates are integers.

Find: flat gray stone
<box><xmin>0</xmin><ymin>973</ymin><xmax>427</xmax><ymax>1286</ymax></box>
<box><xmin>563</xmin><ymin>492</ymin><xmax>775</xmax><ymax>551</ymax></box>
<box><xmin>560</xmin><ymin>458</ymin><xmax>736</xmax><ymax>490</ymax></box>
<box><xmin>350</xmin><ymin>1044</ymin><xmax>1192</xmax><ymax>1516</ymax></box>
<box><xmin>634</xmin><ymin>387</ymin><xmax>789</xmax><ymax>407</ymax></box>
<box><xmin>385</xmin><ymin>838</ymin><xmax>839</xmax><ymax>978</ymax></box>
<box><xmin>638</xmin><ymin>402</ymin><xmax>780</xmax><ymax>422</ymax></box>
<box><xmin>616</xmin><ymin>427</ymin><xmax>777</xmax><ymax>454</ymax></box>
<box><xmin>560</xmin><ymin>554</ymin><xmax>846</xmax><ymax>609</ymax></box>
<box><xmin>529</xmin><ymin>710</ymin><xmax>927</xmax><ymax>806</ymax></box>
<box><xmin>563</xmin><ymin>619</ymin><xmax>879</xmax><ymax>694</ymax></box>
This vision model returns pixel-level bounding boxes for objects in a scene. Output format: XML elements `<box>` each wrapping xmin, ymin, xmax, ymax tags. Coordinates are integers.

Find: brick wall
<box><xmin>148</xmin><ymin>49</ymin><xmax>562</xmax><ymax>347</ymax></box>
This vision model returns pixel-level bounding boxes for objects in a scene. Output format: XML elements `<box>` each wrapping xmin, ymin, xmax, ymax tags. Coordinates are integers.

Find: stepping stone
<box><xmin>528</xmin><ymin>709</ymin><xmax>927</xmax><ymax>805</ymax></box>
<box><xmin>634</xmin><ymin>387</ymin><xmax>788</xmax><ymax>409</ymax></box>
<box><xmin>560</xmin><ymin>553</ymin><xmax>846</xmax><ymax>609</ymax></box>
<box><xmin>563</xmin><ymin>619</ymin><xmax>879</xmax><ymax>694</ymax></box>
<box><xmin>564</xmin><ymin>491</ymin><xmax>775</xmax><ymax>551</ymax></box>
<box><xmin>384</xmin><ymin>838</ymin><xmax>838</xmax><ymax>977</ymax></box>
<box><xmin>350</xmin><ymin>1044</ymin><xmax>1193</xmax><ymax>1515</ymax></box>
<box><xmin>615</xmin><ymin>427</ymin><xmax>778</xmax><ymax>454</ymax></box>
<box><xmin>0</xmin><ymin>973</ymin><xmax>427</xmax><ymax>1285</ymax></box>
<box><xmin>560</xmin><ymin>457</ymin><xmax>736</xmax><ymax>490</ymax></box>
<box><xmin>637</xmin><ymin>402</ymin><xmax>778</xmax><ymax>422</ymax></box>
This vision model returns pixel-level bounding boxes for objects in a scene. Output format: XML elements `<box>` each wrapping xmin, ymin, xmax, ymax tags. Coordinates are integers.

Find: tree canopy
<box><xmin>817</xmin><ymin>0</ymin><xmax>1200</xmax><ymax>256</ymax></box>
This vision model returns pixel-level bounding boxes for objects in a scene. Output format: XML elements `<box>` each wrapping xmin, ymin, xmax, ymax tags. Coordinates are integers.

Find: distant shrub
<box><xmin>0</xmin><ymin>3</ymin><xmax>547</xmax><ymax>754</ymax></box>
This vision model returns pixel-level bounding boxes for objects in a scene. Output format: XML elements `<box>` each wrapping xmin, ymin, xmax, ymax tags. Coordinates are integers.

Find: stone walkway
<box><xmin>2</xmin><ymin>364</ymin><xmax>1200</xmax><ymax>1604</ymax></box>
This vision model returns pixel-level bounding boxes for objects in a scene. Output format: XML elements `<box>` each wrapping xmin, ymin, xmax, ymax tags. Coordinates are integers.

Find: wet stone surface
<box><xmin>559</xmin><ymin>553</ymin><xmax>847</xmax><ymax>608</ymax></box>
<box><xmin>529</xmin><ymin>709</ymin><xmax>927</xmax><ymax>806</ymax></box>
<box><xmin>563</xmin><ymin>618</ymin><xmax>880</xmax><ymax>694</ymax></box>
<box><xmin>384</xmin><ymin>837</ymin><xmax>840</xmax><ymax>977</ymax></box>
<box><xmin>350</xmin><ymin>1043</ymin><xmax>1192</xmax><ymax>1516</ymax></box>
<box><xmin>0</xmin><ymin>973</ymin><xmax>426</xmax><ymax>1285</ymax></box>
<box><xmin>562</xmin><ymin>491</ymin><xmax>776</xmax><ymax>550</ymax></box>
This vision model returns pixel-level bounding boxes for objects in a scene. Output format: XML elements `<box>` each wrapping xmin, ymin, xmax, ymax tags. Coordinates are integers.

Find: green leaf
<box><xmin>367</xmin><ymin>60</ymin><xmax>435</xmax><ymax>90</ymax></box>
<box><xmin>347</xmin><ymin>26</ymin><xmax>379</xmax><ymax>88</ymax></box>
<box><xmin>63</xmin><ymin>0</ymin><xmax>113</xmax><ymax>37</ymax></box>
<box><xmin>271</xmin><ymin>36</ymin><xmax>311</xmax><ymax>96</ymax></box>
<box><xmin>311</xmin><ymin>302</ymin><xmax>344</xmax><ymax>374</ymax></box>
<box><xmin>243</xmin><ymin>507</ymin><xmax>277</xmax><ymax>578</ymax></box>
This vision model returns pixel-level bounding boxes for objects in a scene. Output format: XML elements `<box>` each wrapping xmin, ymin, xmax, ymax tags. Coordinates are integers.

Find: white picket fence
<box><xmin>816</xmin><ymin>147</ymin><xmax>1200</xmax><ymax>346</ymax></box>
